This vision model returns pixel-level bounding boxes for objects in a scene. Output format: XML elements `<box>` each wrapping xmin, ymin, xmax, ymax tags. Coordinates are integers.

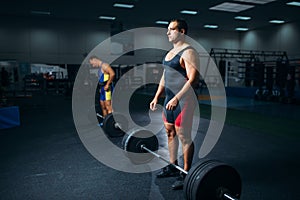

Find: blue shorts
<box><xmin>99</xmin><ymin>84</ymin><xmax>113</xmax><ymax>101</ymax></box>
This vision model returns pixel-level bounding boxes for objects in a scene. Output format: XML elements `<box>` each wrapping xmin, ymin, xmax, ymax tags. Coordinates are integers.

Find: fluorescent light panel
<box><xmin>235</xmin><ymin>16</ymin><xmax>251</xmax><ymax>20</ymax></box>
<box><xmin>234</xmin><ymin>0</ymin><xmax>276</xmax><ymax>4</ymax></box>
<box><xmin>210</xmin><ymin>2</ymin><xmax>254</xmax><ymax>13</ymax></box>
<box><xmin>99</xmin><ymin>16</ymin><xmax>116</xmax><ymax>20</ymax></box>
<box><xmin>204</xmin><ymin>24</ymin><xmax>218</xmax><ymax>29</ymax></box>
<box><xmin>235</xmin><ymin>27</ymin><xmax>249</xmax><ymax>31</ymax></box>
<box><xmin>286</xmin><ymin>1</ymin><xmax>300</xmax><ymax>6</ymax></box>
<box><xmin>155</xmin><ymin>20</ymin><xmax>169</xmax><ymax>25</ymax></box>
<box><xmin>180</xmin><ymin>10</ymin><xmax>198</xmax><ymax>15</ymax></box>
<box><xmin>31</xmin><ymin>10</ymin><xmax>51</xmax><ymax>15</ymax></box>
<box><xmin>269</xmin><ymin>20</ymin><xmax>285</xmax><ymax>24</ymax></box>
<box><xmin>113</xmin><ymin>3</ymin><xmax>134</xmax><ymax>8</ymax></box>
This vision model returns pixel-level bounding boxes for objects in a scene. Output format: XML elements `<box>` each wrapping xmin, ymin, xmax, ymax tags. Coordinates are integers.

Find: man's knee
<box><xmin>105</xmin><ymin>100</ymin><xmax>112</xmax><ymax>107</ymax></box>
<box><xmin>178</xmin><ymin>134</ymin><xmax>193</xmax><ymax>146</ymax></box>
<box><xmin>165</xmin><ymin>127</ymin><xmax>176</xmax><ymax>138</ymax></box>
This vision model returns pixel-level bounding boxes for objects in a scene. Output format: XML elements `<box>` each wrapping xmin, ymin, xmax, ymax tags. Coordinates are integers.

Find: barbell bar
<box><xmin>141</xmin><ymin>145</ymin><xmax>188</xmax><ymax>174</ymax></box>
<box><xmin>123</xmin><ymin>128</ymin><xmax>242</xmax><ymax>200</ymax></box>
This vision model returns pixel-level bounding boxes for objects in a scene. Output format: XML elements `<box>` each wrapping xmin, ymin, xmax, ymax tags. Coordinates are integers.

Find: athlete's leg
<box><xmin>100</xmin><ymin>100</ymin><xmax>108</xmax><ymax>117</ymax></box>
<box><xmin>175</xmin><ymin>126</ymin><xmax>194</xmax><ymax>171</ymax></box>
<box><xmin>103</xmin><ymin>85</ymin><xmax>113</xmax><ymax>115</ymax></box>
<box><xmin>164</xmin><ymin>122</ymin><xmax>179</xmax><ymax>165</ymax></box>
<box><xmin>104</xmin><ymin>100</ymin><xmax>113</xmax><ymax>114</ymax></box>
<box><xmin>174</xmin><ymin>96</ymin><xmax>196</xmax><ymax>171</ymax></box>
<box><xmin>99</xmin><ymin>86</ymin><xmax>108</xmax><ymax>117</ymax></box>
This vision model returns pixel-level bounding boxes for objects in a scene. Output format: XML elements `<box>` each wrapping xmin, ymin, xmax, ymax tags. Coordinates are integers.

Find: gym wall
<box><xmin>0</xmin><ymin>16</ymin><xmax>299</xmax><ymax>64</ymax></box>
<box><xmin>240</xmin><ymin>21</ymin><xmax>300</xmax><ymax>58</ymax></box>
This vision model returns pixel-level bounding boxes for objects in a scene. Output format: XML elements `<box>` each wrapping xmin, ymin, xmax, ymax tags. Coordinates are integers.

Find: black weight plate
<box><xmin>184</xmin><ymin>159</ymin><xmax>215</xmax><ymax>200</ymax></box>
<box><xmin>103</xmin><ymin>113</ymin><xmax>128</xmax><ymax>137</ymax></box>
<box><xmin>188</xmin><ymin>160</ymin><xmax>242</xmax><ymax>200</ymax></box>
<box><xmin>190</xmin><ymin>160</ymin><xmax>219</xmax><ymax>200</ymax></box>
<box><xmin>123</xmin><ymin>128</ymin><xmax>159</xmax><ymax>165</ymax></box>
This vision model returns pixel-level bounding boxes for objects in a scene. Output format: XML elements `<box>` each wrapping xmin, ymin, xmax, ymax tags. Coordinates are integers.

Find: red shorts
<box><xmin>162</xmin><ymin>96</ymin><xmax>196</xmax><ymax>128</ymax></box>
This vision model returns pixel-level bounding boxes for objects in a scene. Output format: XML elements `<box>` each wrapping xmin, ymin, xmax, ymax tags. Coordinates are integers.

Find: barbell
<box><xmin>96</xmin><ymin>112</ymin><xmax>129</xmax><ymax>137</ymax></box>
<box><xmin>95</xmin><ymin>112</ymin><xmax>242</xmax><ymax>199</ymax></box>
<box><xmin>122</xmin><ymin>128</ymin><xmax>242</xmax><ymax>200</ymax></box>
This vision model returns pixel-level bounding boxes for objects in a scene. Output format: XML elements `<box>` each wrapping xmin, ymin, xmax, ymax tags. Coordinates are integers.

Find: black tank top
<box><xmin>163</xmin><ymin>46</ymin><xmax>192</xmax><ymax>96</ymax></box>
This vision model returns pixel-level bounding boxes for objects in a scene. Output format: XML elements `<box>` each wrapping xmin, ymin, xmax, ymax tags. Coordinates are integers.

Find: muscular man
<box><xmin>89</xmin><ymin>56</ymin><xmax>115</xmax><ymax>118</ymax></box>
<box><xmin>150</xmin><ymin>19</ymin><xmax>199</xmax><ymax>190</ymax></box>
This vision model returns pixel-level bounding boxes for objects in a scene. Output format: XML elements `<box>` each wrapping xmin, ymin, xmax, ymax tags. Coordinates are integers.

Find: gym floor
<box><xmin>0</xmin><ymin>91</ymin><xmax>299</xmax><ymax>200</ymax></box>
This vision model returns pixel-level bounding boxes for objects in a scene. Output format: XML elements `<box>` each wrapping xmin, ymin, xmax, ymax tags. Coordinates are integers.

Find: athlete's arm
<box><xmin>102</xmin><ymin>63</ymin><xmax>115</xmax><ymax>90</ymax></box>
<box><xmin>176</xmin><ymin>48</ymin><xmax>199</xmax><ymax>100</ymax></box>
<box><xmin>150</xmin><ymin>71</ymin><xmax>165</xmax><ymax>111</ymax></box>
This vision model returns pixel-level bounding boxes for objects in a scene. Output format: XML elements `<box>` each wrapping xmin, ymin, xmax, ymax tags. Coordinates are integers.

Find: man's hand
<box><xmin>165</xmin><ymin>96</ymin><xmax>179</xmax><ymax>110</ymax></box>
<box><xmin>150</xmin><ymin>99</ymin><xmax>158</xmax><ymax>111</ymax></box>
<box><xmin>104</xmin><ymin>84</ymin><xmax>110</xmax><ymax>91</ymax></box>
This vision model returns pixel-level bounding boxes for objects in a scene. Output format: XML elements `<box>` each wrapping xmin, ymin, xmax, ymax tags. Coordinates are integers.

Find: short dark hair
<box><xmin>89</xmin><ymin>55</ymin><xmax>99</xmax><ymax>60</ymax></box>
<box><xmin>171</xmin><ymin>19</ymin><xmax>188</xmax><ymax>35</ymax></box>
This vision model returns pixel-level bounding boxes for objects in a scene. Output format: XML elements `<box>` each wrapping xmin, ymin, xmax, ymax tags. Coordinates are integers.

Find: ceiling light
<box><xmin>286</xmin><ymin>1</ymin><xmax>300</xmax><ymax>6</ymax></box>
<box><xmin>269</xmin><ymin>20</ymin><xmax>285</xmax><ymax>24</ymax></box>
<box><xmin>210</xmin><ymin>2</ymin><xmax>254</xmax><ymax>13</ymax></box>
<box><xmin>155</xmin><ymin>20</ymin><xmax>169</xmax><ymax>25</ymax></box>
<box><xmin>235</xmin><ymin>27</ymin><xmax>249</xmax><ymax>31</ymax></box>
<box><xmin>235</xmin><ymin>16</ymin><xmax>251</xmax><ymax>20</ymax></box>
<box><xmin>204</xmin><ymin>25</ymin><xmax>219</xmax><ymax>29</ymax></box>
<box><xmin>99</xmin><ymin>16</ymin><xmax>116</xmax><ymax>20</ymax></box>
<box><xmin>180</xmin><ymin>10</ymin><xmax>198</xmax><ymax>15</ymax></box>
<box><xmin>234</xmin><ymin>0</ymin><xmax>276</xmax><ymax>4</ymax></box>
<box><xmin>113</xmin><ymin>3</ymin><xmax>134</xmax><ymax>8</ymax></box>
<box><xmin>31</xmin><ymin>10</ymin><xmax>51</xmax><ymax>15</ymax></box>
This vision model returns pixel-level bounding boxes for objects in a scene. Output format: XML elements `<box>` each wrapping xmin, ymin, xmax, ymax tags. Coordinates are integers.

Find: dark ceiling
<box><xmin>1</xmin><ymin>0</ymin><xmax>299</xmax><ymax>31</ymax></box>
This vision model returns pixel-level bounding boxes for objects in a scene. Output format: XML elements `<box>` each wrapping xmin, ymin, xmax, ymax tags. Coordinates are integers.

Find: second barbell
<box><xmin>97</xmin><ymin>112</ymin><xmax>129</xmax><ymax>137</ymax></box>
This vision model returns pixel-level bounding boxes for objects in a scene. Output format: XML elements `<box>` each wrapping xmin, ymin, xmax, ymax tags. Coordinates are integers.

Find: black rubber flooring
<box><xmin>0</xmin><ymin>93</ymin><xmax>299</xmax><ymax>199</ymax></box>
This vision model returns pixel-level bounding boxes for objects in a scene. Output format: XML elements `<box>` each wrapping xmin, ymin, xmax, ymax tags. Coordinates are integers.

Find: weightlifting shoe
<box><xmin>171</xmin><ymin>172</ymin><xmax>186</xmax><ymax>190</ymax></box>
<box><xmin>156</xmin><ymin>164</ymin><xmax>180</xmax><ymax>178</ymax></box>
